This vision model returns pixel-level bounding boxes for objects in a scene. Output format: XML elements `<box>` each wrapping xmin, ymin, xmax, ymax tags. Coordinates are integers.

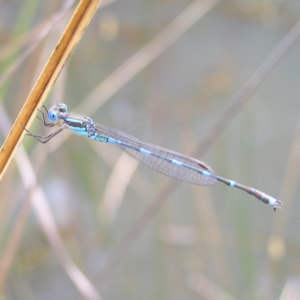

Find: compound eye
<box><xmin>57</xmin><ymin>103</ymin><xmax>67</xmax><ymax>113</ymax></box>
<box><xmin>48</xmin><ymin>110</ymin><xmax>58</xmax><ymax>121</ymax></box>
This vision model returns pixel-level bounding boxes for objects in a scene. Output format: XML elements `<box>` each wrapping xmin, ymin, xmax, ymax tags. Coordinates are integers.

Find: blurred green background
<box><xmin>1</xmin><ymin>0</ymin><xmax>300</xmax><ymax>299</ymax></box>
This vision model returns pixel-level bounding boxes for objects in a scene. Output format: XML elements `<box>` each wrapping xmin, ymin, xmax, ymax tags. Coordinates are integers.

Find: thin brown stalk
<box><xmin>0</xmin><ymin>0</ymin><xmax>101</xmax><ymax>179</ymax></box>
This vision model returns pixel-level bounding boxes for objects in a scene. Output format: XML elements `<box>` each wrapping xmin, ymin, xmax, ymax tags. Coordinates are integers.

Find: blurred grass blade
<box><xmin>188</xmin><ymin>273</ymin><xmax>236</xmax><ymax>300</ymax></box>
<box><xmin>42</xmin><ymin>0</ymin><xmax>221</xmax><ymax>156</ymax></box>
<box><xmin>0</xmin><ymin>0</ymin><xmax>75</xmax><ymax>86</ymax></box>
<box><xmin>97</xmin><ymin>16</ymin><xmax>300</xmax><ymax>284</ymax></box>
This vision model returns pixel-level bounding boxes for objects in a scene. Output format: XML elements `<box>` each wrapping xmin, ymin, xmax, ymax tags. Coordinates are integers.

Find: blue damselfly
<box><xmin>24</xmin><ymin>103</ymin><xmax>282</xmax><ymax>210</ymax></box>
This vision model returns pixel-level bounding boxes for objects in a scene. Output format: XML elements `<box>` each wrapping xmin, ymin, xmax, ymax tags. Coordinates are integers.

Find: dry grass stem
<box><xmin>0</xmin><ymin>0</ymin><xmax>101</xmax><ymax>179</ymax></box>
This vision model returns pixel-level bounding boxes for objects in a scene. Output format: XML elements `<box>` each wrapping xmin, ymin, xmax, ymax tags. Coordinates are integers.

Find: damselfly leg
<box><xmin>23</xmin><ymin>127</ymin><xmax>64</xmax><ymax>143</ymax></box>
<box><xmin>22</xmin><ymin>105</ymin><xmax>64</xmax><ymax>143</ymax></box>
<box><xmin>36</xmin><ymin>106</ymin><xmax>56</xmax><ymax>127</ymax></box>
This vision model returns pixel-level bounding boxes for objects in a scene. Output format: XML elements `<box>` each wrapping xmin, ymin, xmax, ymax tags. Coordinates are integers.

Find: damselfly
<box><xmin>24</xmin><ymin>103</ymin><xmax>282</xmax><ymax>210</ymax></box>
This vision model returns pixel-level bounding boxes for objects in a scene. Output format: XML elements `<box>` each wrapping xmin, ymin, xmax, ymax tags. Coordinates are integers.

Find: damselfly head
<box><xmin>48</xmin><ymin>103</ymin><xmax>68</xmax><ymax>122</ymax></box>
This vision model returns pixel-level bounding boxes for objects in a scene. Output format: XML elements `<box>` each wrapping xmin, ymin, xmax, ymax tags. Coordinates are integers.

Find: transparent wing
<box><xmin>95</xmin><ymin>123</ymin><xmax>217</xmax><ymax>186</ymax></box>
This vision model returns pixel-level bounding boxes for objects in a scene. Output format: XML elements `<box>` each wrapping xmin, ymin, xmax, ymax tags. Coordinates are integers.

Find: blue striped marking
<box><xmin>202</xmin><ymin>170</ymin><xmax>212</xmax><ymax>177</ymax></box>
<box><xmin>171</xmin><ymin>159</ymin><xmax>183</xmax><ymax>165</ymax></box>
<box><xmin>92</xmin><ymin>134</ymin><xmax>107</xmax><ymax>142</ymax></box>
<box><xmin>69</xmin><ymin>128</ymin><xmax>89</xmax><ymax>136</ymax></box>
<box><xmin>69</xmin><ymin>126</ymin><xmax>87</xmax><ymax>133</ymax></box>
<box><xmin>140</xmin><ymin>148</ymin><xmax>151</xmax><ymax>155</ymax></box>
<box><xmin>108</xmin><ymin>137</ymin><xmax>120</xmax><ymax>144</ymax></box>
<box><xmin>268</xmin><ymin>197</ymin><xmax>277</xmax><ymax>206</ymax></box>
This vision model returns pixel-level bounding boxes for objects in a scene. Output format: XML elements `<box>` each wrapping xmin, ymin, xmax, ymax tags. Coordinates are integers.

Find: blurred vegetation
<box><xmin>0</xmin><ymin>0</ymin><xmax>300</xmax><ymax>299</ymax></box>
